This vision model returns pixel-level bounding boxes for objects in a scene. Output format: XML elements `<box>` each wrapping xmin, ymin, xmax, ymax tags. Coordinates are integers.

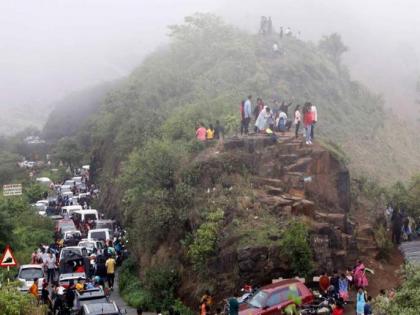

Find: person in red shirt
<box><xmin>196</xmin><ymin>123</ymin><xmax>207</xmax><ymax>141</ymax></box>
<box><xmin>332</xmin><ymin>301</ymin><xmax>344</xmax><ymax>315</ymax></box>
<box><xmin>319</xmin><ymin>271</ymin><xmax>330</xmax><ymax>295</ymax></box>
<box><xmin>303</xmin><ymin>102</ymin><xmax>314</xmax><ymax>145</ymax></box>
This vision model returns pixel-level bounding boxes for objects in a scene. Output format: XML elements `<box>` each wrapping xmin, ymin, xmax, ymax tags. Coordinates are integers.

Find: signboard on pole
<box><xmin>0</xmin><ymin>245</ymin><xmax>18</xmax><ymax>267</ymax></box>
<box><xmin>3</xmin><ymin>184</ymin><xmax>22</xmax><ymax>197</ymax></box>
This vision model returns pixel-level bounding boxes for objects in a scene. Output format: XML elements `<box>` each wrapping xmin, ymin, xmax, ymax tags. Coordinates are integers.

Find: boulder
<box><xmin>291</xmin><ymin>199</ymin><xmax>315</xmax><ymax>217</ymax></box>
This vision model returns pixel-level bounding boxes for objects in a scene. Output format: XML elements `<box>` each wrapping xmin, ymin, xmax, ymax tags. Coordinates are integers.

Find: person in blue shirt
<box><xmin>364</xmin><ymin>296</ymin><xmax>373</xmax><ymax>315</ymax></box>
<box><xmin>243</xmin><ymin>95</ymin><xmax>252</xmax><ymax>135</ymax></box>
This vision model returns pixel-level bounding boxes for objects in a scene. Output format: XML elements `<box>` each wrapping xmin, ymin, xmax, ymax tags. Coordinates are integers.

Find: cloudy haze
<box><xmin>2</xmin><ymin>0</ymin><xmax>420</xmax><ymax>119</ymax></box>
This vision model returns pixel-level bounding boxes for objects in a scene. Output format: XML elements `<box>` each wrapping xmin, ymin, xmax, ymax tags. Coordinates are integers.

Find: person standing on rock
<box><xmin>294</xmin><ymin>105</ymin><xmax>301</xmax><ymax>138</ymax></box>
<box><xmin>253</xmin><ymin>98</ymin><xmax>264</xmax><ymax>132</ymax></box>
<box><xmin>310</xmin><ymin>103</ymin><xmax>318</xmax><ymax>140</ymax></box>
<box><xmin>391</xmin><ymin>209</ymin><xmax>403</xmax><ymax>244</ymax></box>
<box><xmin>243</xmin><ymin>95</ymin><xmax>252</xmax><ymax>135</ymax></box>
<box><xmin>303</xmin><ymin>102</ymin><xmax>314</xmax><ymax>144</ymax></box>
<box><xmin>353</xmin><ymin>260</ymin><xmax>368</xmax><ymax>289</ymax></box>
<box><xmin>196</xmin><ymin>122</ymin><xmax>207</xmax><ymax>141</ymax></box>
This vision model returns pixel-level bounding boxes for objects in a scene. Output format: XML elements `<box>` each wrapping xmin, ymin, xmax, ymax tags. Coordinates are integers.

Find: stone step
<box><xmin>265</xmin><ymin>185</ymin><xmax>284</xmax><ymax>196</ymax></box>
<box><xmin>357</xmin><ymin>224</ymin><xmax>375</xmax><ymax>238</ymax></box>
<box><xmin>284</xmin><ymin>157</ymin><xmax>313</xmax><ymax>173</ymax></box>
<box><xmin>275</xmin><ymin>154</ymin><xmax>299</xmax><ymax>165</ymax></box>
<box><xmin>252</xmin><ymin>176</ymin><xmax>284</xmax><ymax>188</ymax></box>
<box><xmin>259</xmin><ymin>194</ymin><xmax>294</xmax><ymax>208</ymax></box>
<box><xmin>356</xmin><ymin>236</ymin><xmax>374</xmax><ymax>247</ymax></box>
<box><xmin>315</xmin><ymin>212</ymin><xmax>346</xmax><ymax>230</ymax></box>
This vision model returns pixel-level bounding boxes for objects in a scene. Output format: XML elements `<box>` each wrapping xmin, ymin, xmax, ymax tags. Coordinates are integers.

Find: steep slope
<box><xmin>42</xmin><ymin>80</ymin><xmax>119</xmax><ymax>141</ymax></box>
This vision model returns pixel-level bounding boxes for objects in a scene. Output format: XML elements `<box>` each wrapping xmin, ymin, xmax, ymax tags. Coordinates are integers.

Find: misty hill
<box><xmin>42</xmin><ymin>81</ymin><xmax>119</xmax><ymax>141</ymax></box>
<box><xmin>39</xmin><ymin>14</ymin><xmax>420</xmax><ymax>309</ymax></box>
<box><xmin>0</xmin><ymin>103</ymin><xmax>50</xmax><ymax>135</ymax></box>
<box><xmin>44</xmin><ymin>14</ymin><xmax>420</xmax><ymax>186</ymax></box>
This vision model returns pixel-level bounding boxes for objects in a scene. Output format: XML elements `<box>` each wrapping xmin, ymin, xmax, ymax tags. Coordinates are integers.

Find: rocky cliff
<box><xmin>141</xmin><ymin>134</ymin><xmax>364</xmax><ymax>301</ymax></box>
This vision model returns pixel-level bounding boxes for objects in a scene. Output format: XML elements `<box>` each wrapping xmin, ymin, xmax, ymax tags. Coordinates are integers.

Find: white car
<box><xmin>59</xmin><ymin>246</ymin><xmax>88</xmax><ymax>262</ymax></box>
<box><xmin>63</xmin><ymin>230</ymin><xmax>82</xmax><ymax>241</ymax></box>
<box><xmin>61</xmin><ymin>205</ymin><xmax>83</xmax><ymax>217</ymax></box>
<box><xmin>73</xmin><ymin>209</ymin><xmax>99</xmax><ymax>222</ymax></box>
<box><xmin>88</xmin><ymin>229</ymin><xmax>111</xmax><ymax>242</ymax></box>
<box><xmin>78</xmin><ymin>239</ymin><xmax>104</xmax><ymax>255</ymax></box>
<box><xmin>17</xmin><ymin>264</ymin><xmax>45</xmax><ymax>293</ymax></box>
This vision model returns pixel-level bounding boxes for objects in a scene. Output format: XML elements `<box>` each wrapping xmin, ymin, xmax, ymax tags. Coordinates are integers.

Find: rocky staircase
<box><xmin>224</xmin><ymin>134</ymin><xmax>358</xmax><ymax>271</ymax></box>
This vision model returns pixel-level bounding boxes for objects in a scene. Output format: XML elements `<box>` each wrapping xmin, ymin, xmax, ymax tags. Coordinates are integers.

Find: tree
<box><xmin>54</xmin><ymin>137</ymin><xmax>83</xmax><ymax>172</ymax></box>
<box><xmin>319</xmin><ymin>33</ymin><xmax>348</xmax><ymax>65</ymax></box>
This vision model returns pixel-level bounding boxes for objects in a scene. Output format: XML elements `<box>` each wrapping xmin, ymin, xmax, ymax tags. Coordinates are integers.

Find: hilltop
<box><xmin>18</xmin><ymin>13</ymin><xmax>416</xmax><ymax>310</ymax></box>
<box><xmin>43</xmin><ymin>14</ymin><xmax>420</xmax><ymax>185</ymax></box>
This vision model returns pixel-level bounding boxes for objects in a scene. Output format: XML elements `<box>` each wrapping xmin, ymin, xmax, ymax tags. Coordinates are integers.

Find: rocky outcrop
<box><xmin>221</xmin><ymin>134</ymin><xmax>356</xmax><ymax>272</ymax></box>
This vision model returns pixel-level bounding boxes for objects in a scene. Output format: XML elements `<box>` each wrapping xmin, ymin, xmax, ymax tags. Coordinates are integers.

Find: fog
<box><xmin>2</xmin><ymin>0</ymin><xmax>420</xmax><ymax>122</ymax></box>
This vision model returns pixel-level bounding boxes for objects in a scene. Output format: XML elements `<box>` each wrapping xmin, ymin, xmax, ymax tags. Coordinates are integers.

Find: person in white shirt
<box><xmin>45</xmin><ymin>252</ymin><xmax>56</xmax><ymax>283</ymax></box>
<box><xmin>310</xmin><ymin>104</ymin><xmax>318</xmax><ymax>140</ymax></box>
<box><xmin>294</xmin><ymin>105</ymin><xmax>301</xmax><ymax>138</ymax></box>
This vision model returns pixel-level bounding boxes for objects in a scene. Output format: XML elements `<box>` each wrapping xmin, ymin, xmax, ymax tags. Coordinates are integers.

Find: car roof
<box><xmin>260</xmin><ymin>279</ymin><xmax>302</xmax><ymax>293</ymax></box>
<box><xmin>76</xmin><ymin>288</ymin><xmax>105</xmax><ymax>299</ymax></box>
<box><xmin>74</xmin><ymin>210</ymin><xmax>98</xmax><ymax>214</ymax></box>
<box><xmin>20</xmin><ymin>264</ymin><xmax>43</xmax><ymax>269</ymax></box>
<box><xmin>62</xmin><ymin>246</ymin><xmax>83</xmax><ymax>250</ymax></box>
<box><xmin>62</xmin><ymin>205</ymin><xmax>83</xmax><ymax>210</ymax></box>
<box><xmin>89</xmin><ymin>228</ymin><xmax>110</xmax><ymax>232</ymax></box>
<box><xmin>83</xmin><ymin>302</ymin><xmax>118</xmax><ymax>314</ymax></box>
<box><xmin>59</xmin><ymin>272</ymin><xmax>86</xmax><ymax>280</ymax></box>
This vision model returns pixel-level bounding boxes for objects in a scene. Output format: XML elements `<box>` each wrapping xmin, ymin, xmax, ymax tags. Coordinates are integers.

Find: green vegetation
<box><xmin>119</xmin><ymin>258</ymin><xmax>190</xmax><ymax>312</ymax></box>
<box><xmin>280</xmin><ymin>221</ymin><xmax>314</xmax><ymax>278</ymax></box>
<box><xmin>0</xmin><ymin>282</ymin><xmax>47</xmax><ymax>315</ymax></box>
<box><xmin>0</xmin><ymin>192</ymin><xmax>53</xmax><ymax>271</ymax></box>
<box><xmin>374</xmin><ymin>265</ymin><xmax>420</xmax><ymax>315</ymax></box>
<box><xmin>187</xmin><ymin>208</ymin><xmax>224</xmax><ymax>270</ymax></box>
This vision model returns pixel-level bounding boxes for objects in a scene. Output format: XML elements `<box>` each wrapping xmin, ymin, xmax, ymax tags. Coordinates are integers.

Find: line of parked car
<box><xmin>19</xmin><ymin>170</ymin><xmax>128</xmax><ymax>315</ymax></box>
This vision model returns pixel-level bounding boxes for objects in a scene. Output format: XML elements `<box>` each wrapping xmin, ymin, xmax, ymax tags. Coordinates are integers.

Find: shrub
<box><xmin>374</xmin><ymin>265</ymin><xmax>420</xmax><ymax>315</ymax></box>
<box><xmin>280</xmin><ymin>221</ymin><xmax>314</xmax><ymax>278</ymax></box>
<box><xmin>187</xmin><ymin>209</ymin><xmax>224</xmax><ymax>270</ymax></box>
<box><xmin>173</xmin><ymin>299</ymin><xmax>195</xmax><ymax>315</ymax></box>
<box><xmin>374</xmin><ymin>225</ymin><xmax>393</xmax><ymax>259</ymax></box>
<box><xmin>144</xmin><ymin>265</ymin><xmax>181</xmax><ymax>310</ymax></box>
<box><xmin>0</xmin><ymin>282</ymin><xmax>47</xmax><ymax>315</ymax></box>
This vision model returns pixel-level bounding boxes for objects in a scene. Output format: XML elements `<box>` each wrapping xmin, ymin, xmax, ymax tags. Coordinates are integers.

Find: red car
<box><xmin>239</xmin><ymin>279</ymin><xmax>314</xmax><ymax>315</ymax></box>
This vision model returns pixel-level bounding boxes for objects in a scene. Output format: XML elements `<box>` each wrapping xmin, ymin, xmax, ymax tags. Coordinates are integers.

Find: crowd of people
<box><xmin>385</xmin><ymin>203</ymin><xmax>419</xmax><ymax>244</ymax></box>
<box><xmin>194</xmin><ymin>96</ymin><xmax>318</xmax><ymax>145</ymax></box>
<box><xmin>25</xmin><ymin>168</ymin><xmax>129</xmax><ymax>314</ymax></box>
<box><xmin>239</xmin><ymin>95</ymin><xmax>318</xmax><ymax>145</ymax></box>
<box><xmin>195</xmin><ymin>121</ymin><xmax>224</xmax><ymax>141</ymax></box>
<box><xmin>315</xmin><ymin>260</ymin><xmax>397</xmax><ymax>315</ymax></box>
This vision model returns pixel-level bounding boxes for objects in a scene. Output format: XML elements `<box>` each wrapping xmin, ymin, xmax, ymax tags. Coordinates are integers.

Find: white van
<box><xmin>73</xmin><ymin>209</ymin><xmax>98</xmax><ymax>222</ymax></box>
<box><xmin>60</xmin><ymin>185</ymin><xmax>72</xmax><ymax>193</ymax></box>
<box><xmin>36</xmin><ymin>177</ymin><xmax>52</xmax><ymax>186</ymax></box>
<box><xmin>88</xmin><ymin>228</ymin><xmax>111</xmax><ymax>242</ymax></box>
<box><xmin>61</xmin><ymin>205</ymin><xmax>83</xmax><ymax>217</ymax></box>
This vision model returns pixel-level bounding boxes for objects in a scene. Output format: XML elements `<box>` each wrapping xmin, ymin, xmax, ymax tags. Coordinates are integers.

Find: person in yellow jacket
<box><xmin>206</xmin><ymin>124</ymin><xmax>215</xmax><ymax>140</ymax></box>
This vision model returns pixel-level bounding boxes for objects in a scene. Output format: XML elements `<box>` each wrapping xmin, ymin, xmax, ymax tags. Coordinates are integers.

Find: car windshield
<box><xmin>81</xmin><ymin>297</ymin><xmax>108</xmax><ymax>304</ymax></box>
<box><xmin>248</xmin><ymin>290</ymin><xmax>269</xmax><ymax>308</ymax></box>
<box><xmin>90</xmin><ymin>231</ymin><xmax>106</xmax><ymax>240</ymax></box>
<box><xmin>20</xmin><ymin>268</ymin><xmax>43</xmax><ymax>280</ymax></box>
<box><xmin>96</xmin><ymin>222</ymin><xmax>113</xmax><ymax>229</ymax></box>
<box><xmin>62</xmin><ymin>248</ymin><xmax>82</xmax><ymax>257</ymax></box>
<box><xmin>79</xmin><ymin>242</ymin><xmax>94</xmax><ymax>249</ymax></box>
<box><xmin>85</xmin><ymin>214</ymin><xmax>97</xmax><ymax>221</ymax></box>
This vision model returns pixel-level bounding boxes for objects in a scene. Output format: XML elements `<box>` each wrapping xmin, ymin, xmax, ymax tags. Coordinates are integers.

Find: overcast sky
<box><xmin>2</xmin><ymin>0</ymin><xmax>420</xmax><ymax>115</ymax></box>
